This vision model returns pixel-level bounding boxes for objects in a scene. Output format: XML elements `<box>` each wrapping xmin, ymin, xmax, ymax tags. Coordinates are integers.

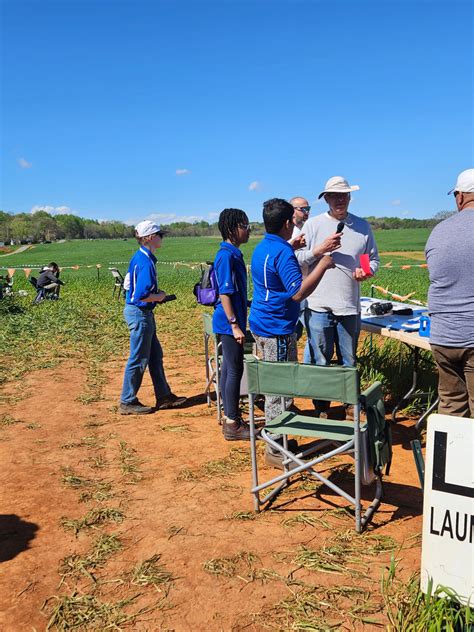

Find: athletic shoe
<box><xmin>155</xmin><ymin>393</ymin><xmax>187</xmax><ymax>410</ymax></box>
<box><xmin>264</xmin><ymin>439</ymin><xmax>300</xmax><ymax>471</ymax></box>
<box><xmin>119</xmin><ymin>401</ymin><xmax>153</xmax><ymax>415</ymax></box>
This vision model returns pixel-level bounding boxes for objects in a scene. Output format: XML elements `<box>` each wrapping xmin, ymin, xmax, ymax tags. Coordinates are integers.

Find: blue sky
<box><xmin>1</xmin><ymin>0</ymin><xmax>472</xmax><ymax>224</ymax></box>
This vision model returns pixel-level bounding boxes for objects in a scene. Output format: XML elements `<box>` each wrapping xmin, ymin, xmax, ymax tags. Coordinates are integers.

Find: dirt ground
<box><xmin>0</xmin><ymin>328</ymin><xmax>424</xmax><ymax>631</ymax></box>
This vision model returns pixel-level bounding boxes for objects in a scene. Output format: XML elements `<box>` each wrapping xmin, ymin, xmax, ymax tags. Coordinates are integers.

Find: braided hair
<box><xmin>218</xmin><ymin>208</ymin><xmax>248</xmax><ymax>242</ymax></box>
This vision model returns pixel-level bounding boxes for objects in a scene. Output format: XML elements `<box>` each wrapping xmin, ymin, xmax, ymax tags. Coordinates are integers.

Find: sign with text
<box><xmin>421</xmin><ymin>414</ymin><xmax>474</xmax><ymax>604</ymax></box>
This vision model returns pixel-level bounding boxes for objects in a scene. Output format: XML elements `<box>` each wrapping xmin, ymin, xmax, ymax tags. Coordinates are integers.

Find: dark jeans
<box><xmin>220</xmin><ymin>334</ymin><xmax>244</xmax><ymax>421</ymax></box>
<box><xmin>431</xmin><ymin>344</ymin><xmax>474</xmax><ymax>418</ymax></box>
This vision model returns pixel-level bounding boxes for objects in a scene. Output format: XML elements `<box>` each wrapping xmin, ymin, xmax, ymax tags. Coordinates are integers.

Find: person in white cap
<box><xmin>119</xmin><ymin>220</ymin><xmax>187</xmax><ymax>415</ymax></box>
<box><xmin>425</xmin><ymin>168</ymin><xmax>474</xmax><ymax>418</ymax></box>
<box><xmin>299</xmin><ymin>176</ymin><xmax>379</xmax><ymax>418</ymax></box>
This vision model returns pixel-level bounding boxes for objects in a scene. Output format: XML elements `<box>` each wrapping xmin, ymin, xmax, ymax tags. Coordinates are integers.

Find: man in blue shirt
<box><xmin>249</xmin><ymin>198</ymin><xmax>337</xmax><ymax>465</ymax></box>
<box><xmin>120</xmin><ymin>220</ymin><xmax>187</xmax><ymax>415</ymax></box>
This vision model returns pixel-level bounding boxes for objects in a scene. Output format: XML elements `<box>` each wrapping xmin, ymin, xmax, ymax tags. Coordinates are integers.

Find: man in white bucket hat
<box><xmin>425</xmin><ymin>168</ymin><xmax>474</xmax><ymax>417</ymax></box>
<box><xmin>298</xmin><ymin>176</ymin><xmax>379</xmax><ymax>418</ymax></box>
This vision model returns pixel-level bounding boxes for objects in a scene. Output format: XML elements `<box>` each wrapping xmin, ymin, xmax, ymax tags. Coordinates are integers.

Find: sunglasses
<box><xmin>452</xmin><ymin>191</ymin><xmax>459</xmax><ymax>197</ymax></box>
<box><xmin>240</xmin><ymin>223</ymin><xmax>251</xmax><ymax>230</ymax></box>
<box><xmin>295</xmin><ymin>206</ymin><xmax>311</xmax><ymax>213</ymax></box>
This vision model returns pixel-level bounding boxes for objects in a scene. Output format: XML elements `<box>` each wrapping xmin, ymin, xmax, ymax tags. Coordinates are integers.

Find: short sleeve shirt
<box><xmin>212</xmin><ymin>242</ymin><xmax>248</xmax><ymax>335</ymax></box>
<box><xmin>249</xmin><ymin>233</ymin><xmax>303</xmax><ymax>337</ymax></box>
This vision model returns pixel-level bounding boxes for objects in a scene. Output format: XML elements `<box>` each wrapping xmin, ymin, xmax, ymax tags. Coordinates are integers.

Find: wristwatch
<box><xmin>228</xmin><ymin>316</ymin><xmax>238</xmax><ymax>325</ymax></box>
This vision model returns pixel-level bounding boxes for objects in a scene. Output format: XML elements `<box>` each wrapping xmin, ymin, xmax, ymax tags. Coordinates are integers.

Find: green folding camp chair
<box><xmin>246</xmin><ymin>357</ymin><xmax>392</xmax><ymax>532</ymax></box>
<box><xmin>202</xmin><ymin>312</ymin><xmax>224</xmax><ymax>423</ymax></box>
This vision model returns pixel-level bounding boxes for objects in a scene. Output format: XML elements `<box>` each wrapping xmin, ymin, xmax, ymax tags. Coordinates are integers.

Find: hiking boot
<box><xmin>265</xmin><ymin>439</ymin><xmax>300</xmax><ymax>471</ymax></box>
<box><xmin>155</xmin><ymin>393</ymin><xmax>187</xmax><ymax>410</ymax></box>
<box><xmin>119</xmin><ymin>401</ymin><xmax>154</xmax><ymax>415</ymax></box>
<box><xmin>223</xmin><ymin>418</ymin><xmax>251</xmax><ymax>441</ymax></box>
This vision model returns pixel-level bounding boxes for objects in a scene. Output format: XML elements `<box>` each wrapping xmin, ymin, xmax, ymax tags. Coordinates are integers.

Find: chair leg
<box><xmin>214</xmin><ymin>338</ymin><xmax>222</xmax><ymax>424</ymax></box>
<box><xmin>204</xmin><ymin>334</ymin><xmax>211</xmax><ymax>407</ymax></box>
<box><xmin>353</xmin><ymin>405</ymin><xmax>362</xmax><ymax>533</ymax></box>
<box><xmin>361</xmin><ymin>475</ymin><xmax>384</xmax><ymax>529</ymax></box>
<box><xmin>249</xmin><ymin>394</ymin><xmax>260</xmax><ymax>512</ymax></box>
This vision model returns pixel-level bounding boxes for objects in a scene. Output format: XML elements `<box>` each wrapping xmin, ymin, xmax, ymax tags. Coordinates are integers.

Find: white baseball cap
<box><xmin>318</xmin><ymin>176</ymin><xmax>360</xmax><ymax>199</ymax></box>
<box><xmin>447</xmin><ymin>168</ymin><xmax>474</xmax><ymax>195</ymax></box>
<box><xmin>135</xmin><ymin>220</ymin><xmax>166</xmax><ymax>238</ymax></box>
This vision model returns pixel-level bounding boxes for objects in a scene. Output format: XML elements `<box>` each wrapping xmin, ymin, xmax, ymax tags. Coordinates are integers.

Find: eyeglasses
<box><xmin>295</xmin><ymin>206</ymin><xmax>311</xmax><ymax>213</ymax></box>
<box><xmin>240</xmin><ymin>223</ymin><xmax>251</xmax><ymax>230</ymax></box>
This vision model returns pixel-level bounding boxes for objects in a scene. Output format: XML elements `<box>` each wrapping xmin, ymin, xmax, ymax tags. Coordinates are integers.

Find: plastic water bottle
<box><xmin>419</xmin><ymin>315</ymin><xmax>431</xmax><ymax>337</ymax></box>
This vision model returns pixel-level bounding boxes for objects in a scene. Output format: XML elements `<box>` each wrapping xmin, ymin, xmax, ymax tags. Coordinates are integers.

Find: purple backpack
<box><xmin>193</xmin><ymin>263</ymin><xmax>218</xmax><ymax>306</ymax></box>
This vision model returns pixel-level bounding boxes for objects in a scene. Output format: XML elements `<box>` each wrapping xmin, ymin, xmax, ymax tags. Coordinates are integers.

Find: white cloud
<box><xmin>175</xmin><ymin>168</ymin><xmax>191</xmax><ymax>176</ymax></box>
<box><xmin>401</xmin><ymin>210</ymin><xmax>410</xmax><ymax>217</ymax></box>
<box><xmin>30</xmin><ymin>205</ymin><xmax>72</xmax><ymax>216</ymax></box>
<box><xmin>207</xmin><ymin>212</ymin><xmax>220</xmax><ymax>220</ymax></box>
<box><xmin>129</xmin><ymin>212</ymin><xmax>204</xmax><ymax>226</ymax></box>
<box><xmin>18</xmin><ymin>157</ymin><xmax>32</xmax><ymax>169</ymax></box>
<box><xmin>391</xmin><ymin>199</ymin><xmax>401</xmax><ymax>206</ymax></box>
<box><xmin>248</xmin><ymin>180</ymin><xmax>261</xmax><ymax>191</ymax></box>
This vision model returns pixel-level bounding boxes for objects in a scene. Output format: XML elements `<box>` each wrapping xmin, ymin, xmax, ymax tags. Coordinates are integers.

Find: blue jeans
<box><xmin>120</xmin><ymin>305</ymin><xmax>171</xmax><ymax>405</ymax></box>
<box><xmin>220</xmin><ymin>334</ymin><xmax>244</xmax><ymax>421</ymax></box>
<box><xmin>303</xmin><ymin>310</ymin><xmax>360</xmax><ymax>409</ymax></box>
<box><xmin>303</xmin><ymin>309</ymin><xmax>360</xmax><ymax>367</ymax></box>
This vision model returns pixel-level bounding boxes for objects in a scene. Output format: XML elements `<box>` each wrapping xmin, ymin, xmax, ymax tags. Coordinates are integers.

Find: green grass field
<box><xmin>0</xmin><ymin>230</ymin><xmax>434</xmax><ymax>399</ymax></box>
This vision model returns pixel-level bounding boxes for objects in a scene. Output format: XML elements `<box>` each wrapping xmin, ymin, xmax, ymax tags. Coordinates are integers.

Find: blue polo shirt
<box><xmin>212</xmin><ymin>242</ymin><xmax>248</xmax><ymax>335</ymax></box>
<box><xmin>249</xmin><ymin>233</ymin><xmax>303</xmax><ymax>337</ymax></box>
<box><xmin>125</xmin><ymin>246</ymin><xmax>158</xmax><ymax>309</ymax></box>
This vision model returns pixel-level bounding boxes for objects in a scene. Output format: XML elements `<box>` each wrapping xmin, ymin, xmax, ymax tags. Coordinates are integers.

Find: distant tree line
<box><xmin>0</xmin><ymin>209</ymin><xmax>455</xmax><ymax>244</ymax></box>
<box><xmin>0</xmin><ymin>210</ymin><xmax>135</xmax><ymax>243</ymax></box>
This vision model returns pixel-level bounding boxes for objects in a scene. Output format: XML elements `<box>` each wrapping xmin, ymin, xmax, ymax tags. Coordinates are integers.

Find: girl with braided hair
<box><xmin>212</xmin><ymin>208</ymin><xmax>251</xmax><ymax>440</ymax></box>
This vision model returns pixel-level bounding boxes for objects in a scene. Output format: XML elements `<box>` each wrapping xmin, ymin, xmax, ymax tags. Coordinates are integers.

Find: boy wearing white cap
<box><xmin>119</xmin><ymin>220</ymin><xmax>187</xmax><ymax>415</ymax></box>
<box><xmin>299</xmin><ymin>176</ymin><xmax>379</xmax><ymax>418</ymax></box>
<box><xmin>426</xmin><ymin>168</ymin><xmax>474</xmax><ymax>417</ymax></box>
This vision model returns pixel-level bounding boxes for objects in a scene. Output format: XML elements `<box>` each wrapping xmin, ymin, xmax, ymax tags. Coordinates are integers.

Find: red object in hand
<box><xmin>359</xmin><ymin>254</ymin><xmax>373</xmax><ymax>276</ymax></box>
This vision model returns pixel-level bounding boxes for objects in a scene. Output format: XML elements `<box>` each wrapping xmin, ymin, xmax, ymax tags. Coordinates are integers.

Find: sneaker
<box><xmin>223</xmin><ymin>418</ymin><xmax>251</xmax><ymax>441</ymax></box>
<box><xmin>155</xmin><ymin>393</ymin><xmax>187</xmax><ymax>410</ymax></box>
<box><xmin>265</xmin><ymin>440</ymin><xmax>299</xmax><ymax>471</ymax></box>
<box><xmin>119</xmin><ymin>401</ymin><xmax>154</xmax><ymax>415</ymax></box>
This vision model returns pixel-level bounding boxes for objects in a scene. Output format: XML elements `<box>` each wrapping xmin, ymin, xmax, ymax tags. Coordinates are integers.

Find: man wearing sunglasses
<box><xmin>290</xmin><ymin>197</ymin><xmax>311</xmax><ymax>234</ymax></box>
<box><xmin>425</xmin><ymin>168</ymin><xmax>474</xmax><ymax>418</ymax></box>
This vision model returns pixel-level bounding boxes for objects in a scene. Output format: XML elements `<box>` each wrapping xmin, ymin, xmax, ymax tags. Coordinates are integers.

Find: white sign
<box><xmin>421</xmin><ymin>414</ymin><xmax>474</xmax><ymax>604</ymax></box>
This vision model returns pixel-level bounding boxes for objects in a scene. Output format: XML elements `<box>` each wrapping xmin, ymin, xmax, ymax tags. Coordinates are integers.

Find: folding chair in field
<box><xmin>202</xmin><ymin>312</ymin><xmax>256</xmax><ymax>425</ymax></box>
<box><xmin>109</xmin><ymin>268</ymin><xmax>125</xmax><ymax>299</ymax></box>
<box><xmin>246</xmin><ymin>357</ymin><xmax>392</xmax><ymax>532</ymax></box>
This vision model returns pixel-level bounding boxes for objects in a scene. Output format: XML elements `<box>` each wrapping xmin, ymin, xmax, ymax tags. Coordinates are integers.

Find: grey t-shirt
<box><xmin>299</xmin><ymin>212</ymin><xmax>379</xmax><ymax>315</ymax></box>
<box><xmin>425</xmin><ymin>208</ymin><xmax>474</xmax><ymax>347</ymax></box>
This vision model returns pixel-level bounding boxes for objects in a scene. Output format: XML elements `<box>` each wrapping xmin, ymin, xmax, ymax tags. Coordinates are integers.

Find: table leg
<box><xmin>391</xmin><ymin>346</ymin><xmax>437</xmax><ymax>428</ymax></box>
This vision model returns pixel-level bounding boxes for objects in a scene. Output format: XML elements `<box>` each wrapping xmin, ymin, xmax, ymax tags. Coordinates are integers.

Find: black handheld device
<box><xmin>336</xmin><ymin>221</ymin><xmax>345</xmax><ymax>234</ymax></box>
<box><xmin>162</xmin><ymin>294</ymin><xmax>177</xmax><ymax>303</ymax></box>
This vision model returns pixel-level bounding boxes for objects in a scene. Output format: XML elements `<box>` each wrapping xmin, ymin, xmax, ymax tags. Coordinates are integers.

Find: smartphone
<box><xmin>162</xmin><ymin>294</ymin><xmax>177</xmax><ymax>303</ymax></box>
